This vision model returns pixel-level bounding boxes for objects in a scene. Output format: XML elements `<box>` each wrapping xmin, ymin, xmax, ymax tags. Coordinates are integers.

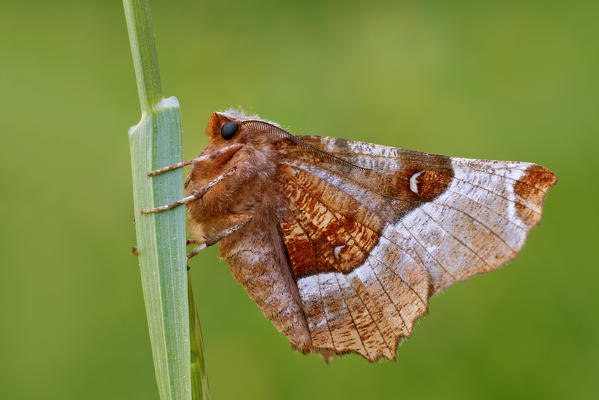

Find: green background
<box><xmin>1</xmin><ymin>1</ymin><xmax>597</xmax><ymax>399</ymax></box>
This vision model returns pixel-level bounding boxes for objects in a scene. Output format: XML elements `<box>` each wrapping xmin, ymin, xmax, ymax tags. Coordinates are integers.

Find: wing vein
<box><xmin>430</xmin><ymin>199</ymin><xmax>519</xmax><ymax>254</ymax></box>
<box><xmin>331</xmin><ymin>273</ymin><xmax>369</xmax><ymax>356</ymax></box>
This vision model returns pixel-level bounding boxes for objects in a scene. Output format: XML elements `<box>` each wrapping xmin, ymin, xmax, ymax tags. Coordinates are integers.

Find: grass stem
<box><xmin>123</xmin><ymin>1</ymin><xmax>208</xmax><ymax>398</ymax></box>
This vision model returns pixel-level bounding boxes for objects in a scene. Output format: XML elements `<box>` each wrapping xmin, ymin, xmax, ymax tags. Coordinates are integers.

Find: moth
<box><xmin>143</xmin><ymin>109</ymin><xmax>557</xmax><ymax>362</ymax></box>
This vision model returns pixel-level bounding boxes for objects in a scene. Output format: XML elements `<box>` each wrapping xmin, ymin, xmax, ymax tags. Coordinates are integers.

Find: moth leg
<box><xmin>186</xmin><ymin>245</ymin><xmax>207</xmax><ymax>260</ymax></box>
<box><xmin>147</xmin><ymin>159</ymin><xmax>195</xmax><ymax>177</ymax></box>
<box><xmin>140</xmin><ymin>167</ymin><xmax>236</xmax><ymax>214</ymax></box>
<box><xmin>187</xmin><ymin>217</ymin><xmax>252</xmax><ymax>260</ymax></box>
<box><xmin>147</xmin><ymin>143</ymin><xmax>243</xmax><ymax>177</ymax></box>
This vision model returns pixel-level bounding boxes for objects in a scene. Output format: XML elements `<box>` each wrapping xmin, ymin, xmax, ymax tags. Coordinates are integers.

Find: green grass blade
<box><xmin>128</xmin><ymin>100</ymin><xmax>189</xmax><ymax>400</ymax></box>
<box><xmin>123</xmin><ymin>0</ymin><xmax>199</xmax><ymax>399</ymax></box>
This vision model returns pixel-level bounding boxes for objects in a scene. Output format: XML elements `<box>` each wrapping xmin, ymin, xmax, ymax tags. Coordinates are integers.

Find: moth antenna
<box><xmin>240</xmin><ymin>120</ymin><xmax>371</xmax><ymax>173</ymax></box>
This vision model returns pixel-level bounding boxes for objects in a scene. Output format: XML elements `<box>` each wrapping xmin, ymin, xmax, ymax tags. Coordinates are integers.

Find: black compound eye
<box><xmin>220</xmin><ymin>121</ymin><xmax>238</xmax><ymax>140</ymax></box>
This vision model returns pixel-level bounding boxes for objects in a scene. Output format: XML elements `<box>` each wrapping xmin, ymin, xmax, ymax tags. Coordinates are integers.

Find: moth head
<box><xmin>205</xmin><ymin>109</ymin><xmax>284</xmax><ymax>144</ymax></box>
<box><xmin>189</xmin><ymin>110</ymin><xmax>287</xmax><ymax>207</ymax></box>
<box><xmin>203</xmin><ymin>109</ymin><xmax>307</xmax><ymax>169</ymax></box>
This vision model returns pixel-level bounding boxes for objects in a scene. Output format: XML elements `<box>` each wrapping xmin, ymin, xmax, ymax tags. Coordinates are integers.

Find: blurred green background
<box><xmin>1</xmin><ymin>0</ymin><xmax>597</xmax><ymax>399</ymax></box>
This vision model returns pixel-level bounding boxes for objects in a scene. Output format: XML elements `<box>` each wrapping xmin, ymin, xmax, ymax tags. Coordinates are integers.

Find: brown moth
<box><xmin>143</xmin><ymin>109</ymin><xmax>557</xmax><ymax>362</ymax></box>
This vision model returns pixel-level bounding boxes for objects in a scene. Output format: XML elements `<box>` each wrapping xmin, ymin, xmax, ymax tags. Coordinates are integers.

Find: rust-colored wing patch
<box><xmin>277</xmin><ymin>164</ymin><xmax>383</xmax><ymax>277</ymax></box>
<box><xmin>513</xmin><ymin>165</ymin><xmax>558</xmax><ymax>226</ymax></box>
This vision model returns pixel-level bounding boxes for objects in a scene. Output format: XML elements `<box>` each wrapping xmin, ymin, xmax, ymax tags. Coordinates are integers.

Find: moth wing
<box><xmin>218</xmin><ymin>216</ymin><xmax>315</xmax><ymax>355</ymax></box>
<box><xmin>275</xmin><ymin>135</ymin><xmax>556</xmax><ymax>361</ymax></box>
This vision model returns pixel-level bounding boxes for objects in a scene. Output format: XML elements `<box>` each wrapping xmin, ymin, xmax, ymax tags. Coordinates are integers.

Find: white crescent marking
<box><xmin>334</xmin><ymin>245</ymin><xmax>345</xmax><ymax>260</ymax></box>
<box><xmin>409</xmin><ymin>171</ymin><xmax>425</xmax><ymax>194</ymax></box>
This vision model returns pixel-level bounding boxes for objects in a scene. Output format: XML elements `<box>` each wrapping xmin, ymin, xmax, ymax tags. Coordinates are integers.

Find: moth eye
<box><xmin>220</xmin><ymin>122</ymin><xmax>238</xmax><ymax>140</ymax></box>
